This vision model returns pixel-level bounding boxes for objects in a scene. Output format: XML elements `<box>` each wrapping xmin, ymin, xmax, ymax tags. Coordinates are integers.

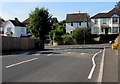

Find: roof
<box><xmin>22</xmin><ymin>18</ymin><xmax>29</xmax><ymax>24</ymax></box>
<box><xmin>91</xmin><ymin>8</ymin><xmax>120</xmax><ymax>19</ymax></box>
<box><xmin>10</xmin><ymin>18</ymin><xmax>26</xmax><ymax>27</ymax></box>
<box><xmin>6</xmin><ymin>32</ymin><xmax>13</xmax><ymax>34</ymax></box>
<box><xmin>0</xmin><ymin>18</ymin><xmax>6</xmax><ymax>27</ymax></box>
<box><xmin>66</xmin><ymin>13</ymin><xmax>90</xmax><ymax>23</ymax></box>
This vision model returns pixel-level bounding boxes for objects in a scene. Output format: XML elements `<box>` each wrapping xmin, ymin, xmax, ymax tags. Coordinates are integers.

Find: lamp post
<box><xmin>84</xmin><ymin>28</ymin><xmax>86</xmax><ymax>45</ymax></box>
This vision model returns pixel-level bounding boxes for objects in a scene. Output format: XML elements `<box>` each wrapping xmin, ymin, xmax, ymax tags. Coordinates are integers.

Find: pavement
<box><xmin>102</xmin><ymin>47</ymin><xmax>118</xmax><ymax>83</ymax></box>
<box><xmin>1</xmin><ymin>44</ymin><xmax>119</xmax><ymax>83</ymax></box>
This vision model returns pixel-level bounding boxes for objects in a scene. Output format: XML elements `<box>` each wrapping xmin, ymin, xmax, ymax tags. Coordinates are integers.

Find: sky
<box><xmin>0</xmin><ymin>2</ymin><xmax>117</xmax><ymax>22</ymax></box>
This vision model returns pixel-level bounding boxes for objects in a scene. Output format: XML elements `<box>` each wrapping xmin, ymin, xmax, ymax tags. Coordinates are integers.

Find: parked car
<box><xmin>109</xmin><ymin>40</ymin><xmax>114</xmax><ymax>44</ymax></box>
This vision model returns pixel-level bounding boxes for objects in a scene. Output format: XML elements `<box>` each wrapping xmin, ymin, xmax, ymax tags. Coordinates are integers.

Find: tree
<box><xmin>28</xmin><ymin>7</ymin><xmax>52</xmax><ymax>49</ymax></box>
<box><xmin>72</xmin><ymin>28</ymin><xmax>92</xmax><ymax>44</ymax></box>
<box><xmin>28</xmin><ymin>7</ymin><xmax>52</xmax><ymax>39</ymax></box>
<box><xmin>50</xmin><ymin>17</ymin><xmax>58</xmax><ymax>29</ymax></box>
<box><xmin>115</xmin><ymin>1</ymin><xmax>120</xmax><ymax>9</ymax></box>
<box><xmin>58</xmin><ymin>20</ymin><xmax>66</xmax><ymax>27</ymax></box>
<box><xmin>49</xmin><ymin>20</ymin><xmax>66</xmax><ymax>43</ymax></box>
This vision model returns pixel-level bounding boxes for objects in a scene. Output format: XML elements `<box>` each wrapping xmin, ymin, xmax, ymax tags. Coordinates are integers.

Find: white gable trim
<box><xmin>111</xmin><ymin>14</ymin><xmax>119</xmax><ymax>17</ymax></box>
<box><xmin>4</xmin><ymin>20</ymin><xmax>15</xmax><ymax>28</ymax></box>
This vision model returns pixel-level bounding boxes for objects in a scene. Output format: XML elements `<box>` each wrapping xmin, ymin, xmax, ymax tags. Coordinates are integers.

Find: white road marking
<box><xmin>81</xmin><ymin>53</ymin><xmax>86</xmax><ymax>55</ymax></box>
<box><xmin>88</xmin><ymin>50</ymin><xmax>102</xmax><ymax>79</ymax></box>
<box><xmin>19</xmin><ymin>52</ymin><xmax>30</xmax><ymax>55</ymax></box>
<box><xmin>79</xmin><ymin>47</ymin><xmax>82</xmax><ymax>48</ymax></box>
<box><xmin>67</xmin><ymin>52</ymin><xmax>71</xmax><ymax>53</ymax></box>
<box><xmin>5</xmin><ymin>58</ymin><xmax>38</xmax><ymax>68</ymax></box>
<box><xmin>47</xmin><ymin>53</ymin><xmax>53</xmax><ymax>56</ymax></box>
<box><xmin>97</xmin><ymin>47</ymin><xmax>106</xmax><ymax>82</ymax></box>
<box><xmin>32</xmin><ymin>52</ymin><xmax>42</xmax><ymax>55</ymax></box>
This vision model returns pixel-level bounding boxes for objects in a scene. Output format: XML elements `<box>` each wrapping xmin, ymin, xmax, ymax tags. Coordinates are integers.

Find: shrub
<box><xmin>53</xmin><ymin>35</ymin><xmax>63</xmax><ymax>42</ymax></box>
<box><xmin>72</xmin><ymin>28</ymin><xmax>92</xmax><ymax>44</ymax></box>
<box><xmin>62</xmin><ymin>34</ymin><xmax>74</xmax><ymax>44</ymax></box>
<box><xmin>49</xmin><ymin>25</ymin><xmax>66</xmax><ymax>42</ymax></box>
<box><xmin>99</xmin><ymin>34</ymin><xmax>119</xmax><ymax>43</ymax></box>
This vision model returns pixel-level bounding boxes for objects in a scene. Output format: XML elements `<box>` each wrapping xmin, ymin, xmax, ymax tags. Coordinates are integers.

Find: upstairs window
<box><xmin>7</xmin><ymin>27</ymin><xmax>11</xmax><ymax>32</ymax></box>
<box><xmin>112</xmin><ymin>17</ymin><xmax>118</xmax><ymax>23</ymax></box>
<box><xmin>71</xmin><ymin>22</ymin><xmax>73</xmax><ymax>26</ymax></box>
<box><xmin>94</xmin><ymin>19</ymin><xmax>98</xmax><ymax>24</ymax></box>
<box><xmin>102</xmin><ymin>18</ymin><xmax>107</xmax><ymax>24</ymax></box>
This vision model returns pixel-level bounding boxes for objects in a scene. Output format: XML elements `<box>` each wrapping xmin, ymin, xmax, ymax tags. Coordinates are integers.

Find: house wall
<box><xmin>91</xmin><ymin>17</ymin><xmax>120</xmax><ymax>34</ymax></box>
<box><xmin>4</xmin><ymin>21</ymin><xmax>27</xmax><ymax>37</ymax></box>
<box><xmin>4</xmin><ymin>21</ymin><xmax>14</xmax><ymax>36</ymax></box>
<box><xmin>14</xmin><ymin>27</ymin><xmax>26</xmax><ymax>37</ymax></box>
<box><xmin>91</xmin><ymin>19</ymin><xmax>100</xmax><ymax>34</ymax></box>
<box><xmin>66</xmin><ymin>22</ymin><xmax>88</xmax><ymax>33</ymax></box>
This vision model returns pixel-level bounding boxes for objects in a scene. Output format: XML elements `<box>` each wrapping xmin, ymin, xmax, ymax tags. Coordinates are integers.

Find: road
<box><xmin>2</xmin><ymin>44</ymin><xmax>116</xmax><ymax>82</ymax></box>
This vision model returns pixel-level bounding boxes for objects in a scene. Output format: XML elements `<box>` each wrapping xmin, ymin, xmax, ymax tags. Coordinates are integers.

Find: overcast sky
<box><xmin>0</xmin><ymin>2</ymin><xmax>117</xmax><ymax>22</ymax></box>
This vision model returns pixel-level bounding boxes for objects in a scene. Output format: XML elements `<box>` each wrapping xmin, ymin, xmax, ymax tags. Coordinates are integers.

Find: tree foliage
<box><xmin>49</xmin><ymin>20</ymin><xmax>66</xmax><ymax>42</ymax></box>
<box><xmin>72</xmin><ymin>28</ymin><xmax>92</xmax><ymax>43</ymax></box>
<box><xmin>28</xmin><ymin>7</ymin><xmax>52</xmax><ymax>39</ymax></box>
<box><xmin>62</xmin><ymin>34</ymin><xmax>73</xmax><ymax>44</ymax></box>
<box><xmin>115</xmin><ymin>1</ymin><xmax>120</xmax><ymax>9</ymax></box>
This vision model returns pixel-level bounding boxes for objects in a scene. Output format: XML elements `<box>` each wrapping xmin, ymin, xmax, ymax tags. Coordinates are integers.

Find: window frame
<box><xmin>7</xmin><ymin>27</ymin><xmax>11</xmax><ymax>32</ymax></box>
<box><xmin>112</xmin><ymin>17</ymin><xmax>118</xmax><ymax>23</ymax></box>
<box><xmin>102</xmin><ymin>18</ymin><xmax>107</xmax><ymax>24</ymax></box>
<box><xmin>94</xmin><ymin>19</ymin><xmax>98</xmax><ymax>24</ymax></box>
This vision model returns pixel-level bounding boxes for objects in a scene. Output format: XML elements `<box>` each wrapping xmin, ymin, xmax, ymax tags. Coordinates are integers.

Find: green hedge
<box><xmin>99</xmin><ymin>34</ymin><xmax>119</xmax><ymax>43</ymax></box>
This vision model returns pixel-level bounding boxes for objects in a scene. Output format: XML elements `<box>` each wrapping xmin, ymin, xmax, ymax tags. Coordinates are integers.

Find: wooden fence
<box><xmin>2</xmin><ymin>36</ymin><xmax>36</xmax><ymax>51</ymax></box>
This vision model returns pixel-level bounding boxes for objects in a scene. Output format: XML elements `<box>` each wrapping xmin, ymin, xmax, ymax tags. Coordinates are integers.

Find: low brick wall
<box><xmin>2</xmin><ymin>36</ymin><xmax>36</xmax><ymax>51</ymax></box>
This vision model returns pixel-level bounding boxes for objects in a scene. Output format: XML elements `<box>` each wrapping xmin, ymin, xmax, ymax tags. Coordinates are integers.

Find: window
<box><xmin>112</xmin><ymin>17</ymin><xmax>118</xmax><ymax>23</ymax></box>
<box><xmin>94</xmin><ymin>19</ymin><xmax>98</xmax><ymax>24</ymax></box>
<box><xmin>7</xmin><ymin>27</ymin><xmax>11</xmax><ymax>32</ymax></box>
<box><xmin>94</xmin><ymin>27</ymin><xmax>99</xmax><ymax>34</ymax></box>
<box><xmin>79</xmin><ymin>22</ymin><xmax>81</xmax><ymax>26</ymax></box>
<box><xmin>102</xmin><ymin>18</ymin><xmax>107</xmax><ymax>24</ymax></box>
<box><xmin>71</xmin><ymin>22</ymin><xmax>73</xmax><ymax>26</ymax></box>
<box><xmin>113</xmin><ymin>27</ymin><xmax>118</xmax><ymax>33</ymax></box>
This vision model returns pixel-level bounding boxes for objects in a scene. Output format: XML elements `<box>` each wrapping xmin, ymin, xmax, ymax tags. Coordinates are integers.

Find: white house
<box><xmin>91</xmin><ymin>8</ymin><xmax>120</xmax><ymax>34</ymax></box>
<box><xmin>0</xmin><ymin>17</ymin><xmax>5</xmax><ymax>36</ymax></box>
<box><xmin>66</xmin><ymin>13</ymin><xmax>90</xmax><ymax>33</ymax></box>
<box><xmin>4</xmin><ymin>18</ymin><xmax>27</xmax><ymax>37</ymax></box>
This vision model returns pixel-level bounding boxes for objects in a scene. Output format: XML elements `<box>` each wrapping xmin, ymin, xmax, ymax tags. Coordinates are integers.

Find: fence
<box><xmin>2</xmin><ymin>36</ymin><xmax>36</xmax><ymax>51</ymax></box>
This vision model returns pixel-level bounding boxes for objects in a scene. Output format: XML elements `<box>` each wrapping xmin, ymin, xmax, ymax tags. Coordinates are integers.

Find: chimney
<box><xmin>15</xmin><ymin>18</ymin><xmax>19</xmax><ymax>24</ymax></box>
<box><xmin>15</xmin><ymin>18</ymin><xmax>19</xmax><ymax>22</ymax></box>
<box><xmin>79</xmin><ymin>11</ymin><xmax>80</xmax><ymax>14</ymax></box>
